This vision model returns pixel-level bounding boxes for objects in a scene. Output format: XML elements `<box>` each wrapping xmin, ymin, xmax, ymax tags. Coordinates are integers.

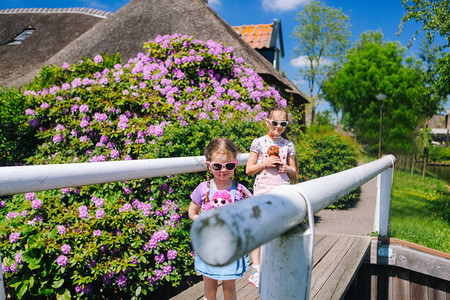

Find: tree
<box><xmin>322</xmin><ymin>31</ymin><xmax>427</xmax><ymax>155</ymax></box>
<box><xmin>399</xmin><ymin>0</ymin><xmax>450</xmax><ymax>98</ymax></box>
<box><xmin>292</xmin><ymin>0</ymin><xmax>351</xmax><ymax>125</ymax></box>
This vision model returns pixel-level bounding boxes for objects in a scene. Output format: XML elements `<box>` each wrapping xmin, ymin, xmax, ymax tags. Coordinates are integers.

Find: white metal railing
<box><xmin>191</xmin><ymin>155</ymin><xmax>396</xmax><ymax>299</ymax></box>
<box><xmin>0</xmin><ymin>154</ymin><xmax>249</xmax><ymax>196</ymax></box>
<box><xmin>0</xmin><ymin>154</ymin><xmax>395</xmax><ymax>299</ymax></box>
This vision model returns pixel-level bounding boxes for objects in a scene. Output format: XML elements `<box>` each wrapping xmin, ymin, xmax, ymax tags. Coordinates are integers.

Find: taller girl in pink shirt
<box><xmin>245</xmin><ymin>104</ymin><xmax>297</xmax><ymax>289</ymax></box>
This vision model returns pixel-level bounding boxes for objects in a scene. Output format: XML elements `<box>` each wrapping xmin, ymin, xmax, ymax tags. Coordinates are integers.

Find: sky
<box><xmin>1</xmin><ymin>0</ymin><xmax>448</xmax><ymax>112</ymax></box>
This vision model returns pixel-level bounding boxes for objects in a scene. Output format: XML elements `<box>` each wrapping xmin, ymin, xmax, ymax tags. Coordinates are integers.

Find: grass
<box><xmin>390</xmin><ymin>168</ymin><xmax>449</xmax><ymax>253</ymax></box>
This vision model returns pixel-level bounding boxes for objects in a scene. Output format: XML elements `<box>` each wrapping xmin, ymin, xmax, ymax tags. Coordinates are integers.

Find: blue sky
<box><xmin>1</xmin><ymin>0</ymin><xmax>448</xmax><ymax>112</ymax></box>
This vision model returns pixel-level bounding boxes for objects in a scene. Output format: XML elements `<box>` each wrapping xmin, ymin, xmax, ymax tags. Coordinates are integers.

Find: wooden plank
<box><xmin>426</xmin><ymin>274</ymin><xmax>448</xmax><ymax>300</ymax></box>
<box><xmin>310</xmin><ymin>235</ymin><xmax>354</xmax><ymax>298</ymax></box>
<box><xmin>313</xmin><ymin>235</ymin><xmax>340</xmax><ymax>268</ymax></box>
<box><xmin>410</xmin><ymin>275</ymin><xmax>428</xmax><ymax>300</ymax></box>
<box><xmin>391</xmin><ymin>268</ymin><xmax>410</xmax><ymax>299</ymax></box>
<box><xmin>313</xmin><ymin>236</ymin><xmax>371</xmax><ymax>300</ymax></box>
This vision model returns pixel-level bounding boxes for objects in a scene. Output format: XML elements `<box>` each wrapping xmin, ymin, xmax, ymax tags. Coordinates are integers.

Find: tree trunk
<box><xmin>422</xmin><ymin>150</ymin><xmax>428</xmax><ymax>178</ymax></box>
<box><xmin>411</xmin><ymin>153</ymin><xmax>415</xmax><ymax>175</ymax></box>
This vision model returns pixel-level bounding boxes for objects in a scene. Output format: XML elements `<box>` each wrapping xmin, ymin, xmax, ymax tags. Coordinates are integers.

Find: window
<box><xmin>8</xmin><ymin>28</ymin><xmax>35</xmax><ymax>45</ymax></box>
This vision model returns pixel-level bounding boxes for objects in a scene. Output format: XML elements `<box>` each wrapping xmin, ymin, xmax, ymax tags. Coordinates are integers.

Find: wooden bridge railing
<box><xmin>0</xmin><ymin>154</ymin><xmax>395</xmax><ymax>299</ymax></box>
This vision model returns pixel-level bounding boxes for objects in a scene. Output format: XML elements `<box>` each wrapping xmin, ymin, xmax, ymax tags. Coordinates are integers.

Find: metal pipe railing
<box><xmin>191</xmin><ymin>155</ymin><xmax>396</xmax><ymax>299</ymax></box>
<box><xmin>0</xmin><ymin>154</ymin><xmax>249</xmax><ymax>196</ymax></box>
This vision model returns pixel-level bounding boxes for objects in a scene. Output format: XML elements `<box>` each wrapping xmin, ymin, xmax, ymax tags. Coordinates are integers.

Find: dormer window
<box><xmin>8</xmin><ymin>28</ymin><xmax>35</xmax><ymax>45</ymax></box>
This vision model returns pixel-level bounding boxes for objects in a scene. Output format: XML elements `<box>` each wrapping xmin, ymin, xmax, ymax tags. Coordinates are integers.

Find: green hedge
<box><xmin>429</xmin><ymin>146</ymin><xmax>450</xmax><ymax>163</ymax></box>
<box><xmin>0</xmin><ymin>87</ymin><xmax>39</xmax><ymax>166</ymax></box>
<box><xmin>295</xmin><ymin>127</ymin><xmax>361</xmax><ymax>209</ymax></box>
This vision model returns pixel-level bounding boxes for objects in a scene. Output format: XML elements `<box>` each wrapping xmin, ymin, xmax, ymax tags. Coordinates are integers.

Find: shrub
<box><xmin>0</xmin><ymin>34</ymin><xmax>285</xmax><ymax>299</ymax></box>
<box><xmin>295</xmin><ymin>128</ymin><xmax>361</xmax><ymax>209</ymax></box>
<box><xmin>0</xmin><ymin>87</ymin><xmax>38</xmax><ymax>166</ymax></box>
<box><xmin>429</xmin><ymin>146</ymin><xmax>450</xmax><ymax>163</ymax></box>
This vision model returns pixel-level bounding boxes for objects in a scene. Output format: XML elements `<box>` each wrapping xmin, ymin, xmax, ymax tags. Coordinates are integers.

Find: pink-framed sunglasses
<box><xmin>208</xmin><ymin>160</ymin><xmax>237</xmax><ymax>171</ymax></box>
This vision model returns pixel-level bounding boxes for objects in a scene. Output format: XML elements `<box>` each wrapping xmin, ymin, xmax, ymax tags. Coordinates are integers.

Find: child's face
<box><xmin>208</xmin><ymin>151</ymin><xmax>236</xmax><ymax>182</ymax></box>
<box><xmin>266</xmin><ymin>110</ymin><xmax>288</xmax><ymax>137</ymax></box>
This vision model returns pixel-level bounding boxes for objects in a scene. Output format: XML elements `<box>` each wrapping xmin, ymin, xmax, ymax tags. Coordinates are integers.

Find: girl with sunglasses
<box><xmin>245</xmin><ymin>104</ymin><xmax>297</xmax><ymax>289</ymax></box>
<box><xmin>189</xmin><ymin>137</ymin><xmax>252</xmax><ymax>300</ymax></box>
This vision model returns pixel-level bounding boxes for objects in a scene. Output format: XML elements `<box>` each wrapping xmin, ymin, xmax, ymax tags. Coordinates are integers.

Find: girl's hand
<box><xmin>263</xmin><ymin>156</ymin><xmax>282</xmax><ymax>168</ymax></box>
<box><xmin>278</xmin><ymin>163</ymin><xmax>287</xmax><ymax>173</ymax></box>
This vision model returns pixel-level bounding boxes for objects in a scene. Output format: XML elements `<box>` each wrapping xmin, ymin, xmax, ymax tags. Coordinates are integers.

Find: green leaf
<box><xmin>136</xmin><ymin>286</ymin><xmax>141</xmax><ymax>296</ymax></box>
<box><xmin>52</xmin><ymin>278</ymin><xmax>65</xmax><ymax>289</ymax></box>
<box><xmin>17</xmin><ymin>282</ymin><xmax>28</xmax><ymax>299</ymax></box>
<box><xmin>56</xmin><ymin>288</ymin><xmax>71</xmax><ymax>300</ymax></box>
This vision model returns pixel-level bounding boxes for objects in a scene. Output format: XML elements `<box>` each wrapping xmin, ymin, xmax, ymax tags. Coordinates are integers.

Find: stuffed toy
<box><xmin>203</xmin><ymin>190</ymin><xmax>233</xmax><ymax>211</ymax></box>
<box><xmin>267</xmin><ymin>145</ymin><xmax>280</xmax><ymax>158</ymax></box>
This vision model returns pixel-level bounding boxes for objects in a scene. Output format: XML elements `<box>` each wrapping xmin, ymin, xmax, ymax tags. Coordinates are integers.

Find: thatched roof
<box><xmin>0</xmin><ymin>8</ymin><xmax>110</xmax><ymax>88</ymax></box>
<box><xmin>1</xmin><ymin>0</ymin><xmax>308</xmax><ymax>104</ymax></box>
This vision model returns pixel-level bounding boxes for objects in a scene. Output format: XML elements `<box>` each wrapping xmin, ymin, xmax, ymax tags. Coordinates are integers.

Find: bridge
<box><xmin>1</xmin><ymin>154</ymin><xmax>448</xmax><ymax>299</ymax></box>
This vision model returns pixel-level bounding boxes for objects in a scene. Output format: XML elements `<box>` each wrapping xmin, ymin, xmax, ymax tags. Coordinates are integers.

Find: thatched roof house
<box><xmin>0</xmin><ymin>0</ymin><xmax>308</xmax><ymax>106</ymax></box>
<box><xmin>0</xmin><ymin>8</ymin><xmax>110</xmax><ymax>88</ymax></box>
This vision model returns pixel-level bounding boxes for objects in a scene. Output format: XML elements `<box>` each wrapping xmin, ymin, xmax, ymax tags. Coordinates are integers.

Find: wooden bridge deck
<box><xmin>171</xmin><ymin>234</ymin><xmax>372</xmax><ymax>300</ymax></box>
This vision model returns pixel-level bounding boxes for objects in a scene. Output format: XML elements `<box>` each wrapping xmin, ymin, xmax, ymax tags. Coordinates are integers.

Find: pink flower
<box><xmin>93</xmin><ymin>230</ymin><xmax>102</xmax><ymax>237</ymax></box>
<box><xmin>61</xmin><ymin>244</ymin><xmax>71</xmax><ymax>255</ymax></box>
<box><xmin>25</xmin><ymin>192</ymin><xmax>36</xmax><ymax>201</ymax></box>
<box><xmin>163</xmin><ymin>265</ymin><xmax>175</xmax><ymax>274</ymax></box>
<box><xmin>117</xmin><ymin>274</ymin><xmax>127</xmax><ymax>287</ymax></box>
<box><xmin>79</xmin><ymin>205</ymin><xmax>89</xmax><ymax>219</ymax></box>
<box><xmin>155</xmin><ymin>253</ymin><xmax>165</xmax><ymax>263</ymax></box>
<box><xmin>15</xmin><ymin>251</ymin><xmax>23</xmax><ymax>264</ymax></box>
<box><xmin>62</xmin><ymin>62</ymin><xmax>70</xmax><ymax>70</ymax></box>
<box><xmin>31</xmin><ymin>199</ymin><xmax>42</xmax><ymax>210</ymax></box>
<box><xmin>167</xmin><ymin>250</ymin><xmax>177</xmax><ymax>260</ymax></box>
<box><xmin>40</xmin><ymin>102</ymin><xmax>49</xmax><ymax>109</ymax></box>
<box><xmin>110</xmin><ymin>149</ymin><xmax>120</xmax><ymax>159</ymax></box>
<box><xmin>6</xmin><ymin>212</ymin><xmax>19</xmax><ymax>220</ymax></box>
<box><xmin>57</xmin><ymin>225</ymin><xmax>66</xmax><ymax>235</ymax></box>
<box><xmin>53</xmin><ymin>134</ymin><xmax>64</xmax><ymax>143</ymax></box>
<box><xmin>94</xmin><ymin>55</ymin><xmax>103</xmax><ymax>63</ymax></box>
<box><xmin>94</xmin><ymin>113</ymin><xmax>108</xmax><ymax>122</ymax></box>
<box><xmin>92</xmin><ymin>197</ymin><xmax>104</xmax><ymax>207</ymax></box>
<box><xmin>25</xmin><ymin>108</ymin><xmax>35</xmax><ymax>115</ymax></box>
<box><xmin>119</xmin><ymin>203</ymin><xmax>132</xmax><ymax>213</ymax></box>
<box><xmin>9</xmin><ymin>232</ymin><xmax>20</xmax><ymax>243</ymax></box>
<box><xmin>79</xmin><ymin>104</ymin><xmax>89</xmax><ymax>113</ymax></box>
<box><xmin>56</xmin><ymin>255</ymin><xmax>68</xmax><ymax>267</ymax></box>
<box><xmin>71</xmin><ymin>78</ymin><xmax>82</xmax><ymax>88</ymax></box>
<box><xmin>95</xmin><ymin>209</ymin><xmax>105</xmax><ymax>219</ymax></box>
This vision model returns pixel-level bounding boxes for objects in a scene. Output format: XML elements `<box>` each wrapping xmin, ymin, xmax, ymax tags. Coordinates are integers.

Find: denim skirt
<box><xmin>194</xmin><ymin>253</ymin><xmax>249</xmax><ymax>280</ymax></box>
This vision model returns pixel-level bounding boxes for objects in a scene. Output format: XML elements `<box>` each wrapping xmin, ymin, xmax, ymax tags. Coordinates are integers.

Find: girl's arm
<box><xmin>246</xmin><ymin>151</ymin><xmax>282</xmax><ymax>176</ymax></box>
<box><xmin>285</xmin><ymin>154</ymin><xmax>297</xmax><ymax>178</ymax></box>
<box><xmin>188</xmin><ymin>201</ymin><xmax>201</xmax><ymax>221</ymax></box>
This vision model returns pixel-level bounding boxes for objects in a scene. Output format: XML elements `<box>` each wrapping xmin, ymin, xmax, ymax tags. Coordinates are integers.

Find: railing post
<box><xmin>0</xmin><ymin>250</ymin><xmax>5</xmax><ymax>300</ymax></box>
<box><xmin>373</xmin><ymin>165</ymin><xmax>394</xmax><ymax>236</ymax></box>
<box><xmin>260</xmin><ymin>224</ymin><xmax>313</xmax><ymax>299</ymax></box>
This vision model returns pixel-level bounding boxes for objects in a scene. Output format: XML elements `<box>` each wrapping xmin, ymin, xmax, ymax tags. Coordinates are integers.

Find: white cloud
<box><xmin>261</xmin><ymin>0</ymin><xmax>310</xmax><ymax>12</ymax></box>
<box><xmin>208</xmin><ymin>0</ymin><xmax>222</xmax><ymax>9</ymax></box>
<box><xmin>290</xmin><ymin>56</ymin><xmax>333</xmax><ymax>68</ymax></box>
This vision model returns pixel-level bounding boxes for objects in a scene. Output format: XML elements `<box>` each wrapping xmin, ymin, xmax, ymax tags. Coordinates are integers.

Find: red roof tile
<box><xmin>232</xmin><ymin>23</ymin><xmax>273</xmax><ymax>50</ymax></box>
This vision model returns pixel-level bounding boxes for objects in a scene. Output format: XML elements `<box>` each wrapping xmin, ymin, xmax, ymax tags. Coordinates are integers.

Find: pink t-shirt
<box><xmin>249</xmin><ymin>136</ymin><xmax>296</xmax><ymax>196</ymax></box>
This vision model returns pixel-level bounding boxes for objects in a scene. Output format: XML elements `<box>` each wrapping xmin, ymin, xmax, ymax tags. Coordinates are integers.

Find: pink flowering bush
<box><xmin>0</xmin><ymin>34</ymin><xmax>287</xmax><ymax>299</ymax></box>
